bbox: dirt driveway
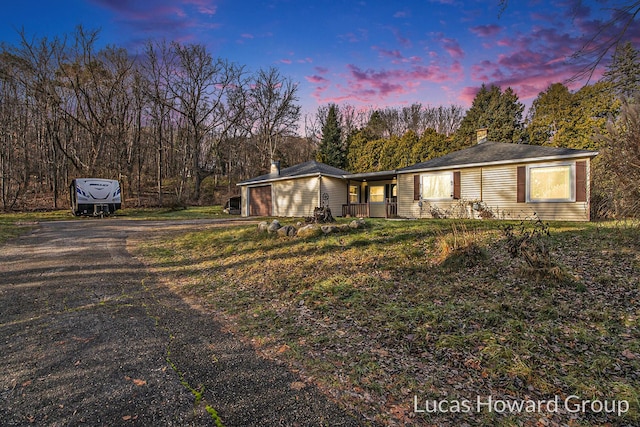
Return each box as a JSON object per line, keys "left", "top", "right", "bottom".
{"left": 0, "top": 219, "right": 361, "bottom": 426}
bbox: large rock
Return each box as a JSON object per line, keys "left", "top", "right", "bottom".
{"left": 349, "top": 218, "right": 366, "bottom": 229}
{"left": 337, "top": 224, "right": 351, "bottom": 232}
{"left": 297, "top": 224, "right": 321, "bottom": 238}
{"left": 277, "top": 225, "right": 297, "bottom": 237}
{"left": 257, "top": 221, "right": 269, "bottom": 232}
{"left": 321, "top": 225, "right": 339, "bottom": 234}
{"left": 267, "top": 220, "right": 282, "bottom": 233}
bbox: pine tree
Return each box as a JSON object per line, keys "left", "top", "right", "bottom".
{"left": 316, "top": 104, "right": 345, "bottom": 168}
{"left": 526, "top": 82, "right": 619, "bottom": 149}
{"left": 454, "top": 84, "right": 524, "bottom": 147}
{"left": 603, "top": 41, "right": 640, "bottom": 100}
{"left": 526, "top": 83, "right": 574, "bottom": 146}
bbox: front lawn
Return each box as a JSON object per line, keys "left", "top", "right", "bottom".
{"left": 135, "top": 218, "right": 640, "bottom": 426}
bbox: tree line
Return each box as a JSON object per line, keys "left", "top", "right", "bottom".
{"left": 0, "top": 27, "right": 307, "bottom": 209}
{"left": 315, "top": 41, "right": 640, "bottom": 218}
{"left": 1, "top": 25, "right": 638, "bottom": 217}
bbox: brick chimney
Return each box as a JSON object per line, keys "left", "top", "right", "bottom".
{"left": 476, "top": 128, "right": 488, "bottom": 144}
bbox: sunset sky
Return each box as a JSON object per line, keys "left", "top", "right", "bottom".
{"left": 2, "top": 0, "right": 639, "bottom": 118}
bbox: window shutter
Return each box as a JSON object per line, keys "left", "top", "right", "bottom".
{"left": 576, "top": 161, "right": 587, "bottom": 202}
{"left": 413, "top": 175, "right": 420, "bottom": 201}
{"left": 517, "top": 166, "right": 526, "bottom": 203}
{"left": 453, "top": 171, "right": 461, "bottom": 199}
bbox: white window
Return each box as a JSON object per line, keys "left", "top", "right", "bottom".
{"left": 528, "top": 164, "right": 574, "bottom": 202}
{"left": 349, "top": 185, "right": 359, "bottom": 203}
{"left": 369, "top": 185, "right": 385, "bottom": 203}
{"left": 421, "top": 172, "right": 453, "bottom": 200}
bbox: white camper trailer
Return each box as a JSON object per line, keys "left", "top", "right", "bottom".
{"left": 70, "top": 178, "right": 122, "bottom": 216}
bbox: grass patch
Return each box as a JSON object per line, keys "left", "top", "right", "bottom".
{"left": 135, "top": 218, "right": 640, "bottom": 426}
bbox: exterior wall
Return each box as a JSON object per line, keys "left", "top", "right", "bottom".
{"left": 271, "top": 177, "right": 320, "bottom": 217}
{"left": 397, "top": 159, "right": 592, "bottom": 221}
{"left": 240, "top": 185, "right": 249, "bottom": 217}
{"left": 320, "top": 176, "right": 348, "bottom": 217}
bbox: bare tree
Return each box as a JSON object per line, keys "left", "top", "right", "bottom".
{"left": 247, "top": 67, "right": 301, "bottom": 170}
{"left": 156, "top": 42, "right": 247, "bottom": 202}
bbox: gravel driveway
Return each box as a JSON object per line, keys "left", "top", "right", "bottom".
{"left": 0, "top": 219, "right": 362, "bottom": 426}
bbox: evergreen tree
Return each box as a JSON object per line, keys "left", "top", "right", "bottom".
{"left": 454, "top": 84, "right": 524, "bottom": 147}
{"left": 603, "top": 41, "right": 640, "bottom": 100}
{"left": 526, "top": 82, "right": 619, "bottom": 149}
{"left": 316, "top": 104, "right": 345, "bottom": 168}
{"left": 526, "top": 83, "right": 574, "bottom": 146}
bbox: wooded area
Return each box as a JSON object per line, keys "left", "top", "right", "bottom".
{"left": 0, "top": 26, "right": 639, "bottom": 217}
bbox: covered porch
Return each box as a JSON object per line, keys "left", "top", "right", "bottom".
{"left": 342, "top": 170, "right": 398, "bottom": 218}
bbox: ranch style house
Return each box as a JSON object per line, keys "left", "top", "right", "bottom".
{"left": 237, "top": 139, "right": 598, "bottom": 222}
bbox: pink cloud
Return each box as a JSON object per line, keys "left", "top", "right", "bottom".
{"left": 308, "top": 61, "right": 462, "bottom": 106}
{"left": 339, "top": 29, "right": 368, "bottom": 43}
{"left": 441, "top": 38, "right": 464, "bottom": 59}
{"left": 305, "top": 75, "right": 328, "bottom": 84}
{"left": 388, "top": 26, "right": 412, "bottom": 48}
{"left": 393, "top": 9, "right": 410, "bottom": 18}
{"left": 470, "top": 24, "right": 502, "bottom": 37}
{"left": 183, "top": 0, "right": 218, "bottom": 15}
{"left": 280, "top": 59, "right": 292, "bottom": 64}
{"left": 88, "top": 0, "right": 220, "bottom": 46}
{"left": 372, "top": 46, "right": 404, "bottom": 60}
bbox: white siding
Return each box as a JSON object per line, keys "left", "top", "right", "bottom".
{"left": 271, "top": 177, "right": 320, "bottom": 217}
{"left": 240, "top": 185, "right": 249, "bottom": 217}
{"left": 397, "top": 159, "right": 591, "bottom": 221}
{"left": 320, "top": 177, "right": 348, "bottom": 217}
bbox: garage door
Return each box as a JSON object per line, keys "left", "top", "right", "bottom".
{"left": 249, "top": 185, "right": 272, "bottom": 216}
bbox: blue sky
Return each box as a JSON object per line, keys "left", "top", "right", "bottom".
{"left": 2, "top": 0, "right": 638, "bottom": 118}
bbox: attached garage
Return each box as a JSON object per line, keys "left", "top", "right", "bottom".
{"left": 237, "top": 160, "right": 350, "bottom": 218}
{"left": 248, "top": 185, "right": 272, "bottom": 216}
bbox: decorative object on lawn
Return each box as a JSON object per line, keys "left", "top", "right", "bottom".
{"left": 310, "top": 206, "right": 335, "bottom": 223}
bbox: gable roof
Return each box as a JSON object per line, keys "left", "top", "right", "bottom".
{"left": 399, "top": 141, "right": 598, "bottom": 173}
{"left": 237, "top": 160, "right": 351, "bottom": 185}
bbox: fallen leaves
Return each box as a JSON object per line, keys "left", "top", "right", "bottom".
{"left": 124, "top": 376, "right": 147, "bottom": 386}
{"left": 138, "top": 220, "right": 640, "bottom": 426}
{"left": 290, "top": 381, "right": 306, "bottom": 390}
{"left": 622, "top": 349, "right": 636, "bottom": 360}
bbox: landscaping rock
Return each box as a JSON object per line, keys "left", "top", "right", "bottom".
{"left": 349, "top": 218, "right": 366, "bottom": 229}
{"left": 337, "top": 224, "right": 351, "bottom": 232}
{"left": 297, "top": 224, "right": 321, "bottom": 238}
{"left": 277, "top": 225, "right": 297, "bottom": 237}
{"left": 267, "top": 220, "right": 281, "bottom": 233}
{"left": 257, "top": 221, "right": 269, "bottom": 232}
{"left": 321, "top": 225, "right": 339, "bottom": 234}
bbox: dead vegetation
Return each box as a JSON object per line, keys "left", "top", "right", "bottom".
{"left": 136, "top": 219, "right": 640, "bottom": 426}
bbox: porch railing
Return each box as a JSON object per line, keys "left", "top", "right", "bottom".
{"left": 386, "top": 199, "right": 398, "bottom": 218}
{"left": 342, "top": 201, "right": 397, "bottom": 218}
{"left": 342, "top": 203, "right": 369, "bottom": 217}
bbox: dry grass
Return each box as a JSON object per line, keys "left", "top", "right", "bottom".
{"left": 135, "top": 218, "right": 640, "bottom": 426}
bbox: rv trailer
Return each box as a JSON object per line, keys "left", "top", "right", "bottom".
{"left": 70, "top": 178, "right": 122, "bottom": 216}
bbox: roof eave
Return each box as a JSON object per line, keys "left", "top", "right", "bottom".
{"left": 397, "top": 152, "right": 599, "bottom": 174}
{"left": 237, "top": 172, "right": 345, "bottom": 186}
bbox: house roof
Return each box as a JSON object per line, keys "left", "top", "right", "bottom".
{"left": 398, "top": 141, "right": 598, "bottom": 173}
{"left": 237, "top": 160, "right": 351, "bottom": 185}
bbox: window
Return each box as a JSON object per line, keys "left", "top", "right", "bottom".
{"left": 369, "top": 185, "right": 385, "bottom": 203}
{"left": 349, "top": 185, "right": 359, "bottom": 203}
{"left": 421, "top": 172, "right": 453, "bottom": 200}
{"left": 528, "top": 164, "right": 574, "bottom": 202}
